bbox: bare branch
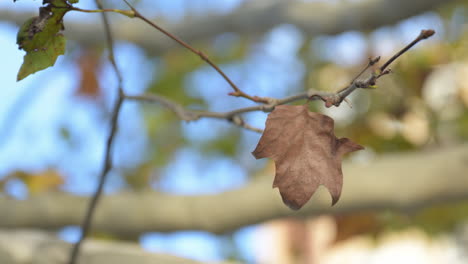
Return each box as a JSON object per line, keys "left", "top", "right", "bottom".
{"left": 124, "top": 94, "right": 264, "bottom": 132}
{"left": 379, "top": 29, "right": 435, "bottom": 72}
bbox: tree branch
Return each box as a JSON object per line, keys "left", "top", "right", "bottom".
{"left": 0, "top": 229, "right": 238, "bottom": 264}
{"left": 0, "top": 144, "right": 467, "bottom": 237}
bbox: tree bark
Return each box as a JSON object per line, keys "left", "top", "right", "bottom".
{"left": 2, "top": 0, "right": 455, "bottom": 54}
{"left": 1, "top": 144, "right": 467, "bottom": 237}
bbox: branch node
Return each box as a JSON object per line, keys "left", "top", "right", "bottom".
{"left": 376, "top": 68, "right": 392, "bottom": 80}
{"left": 261, "top": 104, "right": 276, "bottom": 112}
{"left": 354, "top": 80, "right": 365, "bottom": 88}
{"left": 264, "top": 97, "right": 279, "bottom": 105}
{"left": 197, "top": 51, "right": 209, "bottom": 62}
{"left": 321, "top": 94, "right": 342, "bottom": 108}
{"left": 369, "top": 56, "right": 381, "bottom": 66}
{"left": 229, "top": 115, "right": 244, "bottom": 126}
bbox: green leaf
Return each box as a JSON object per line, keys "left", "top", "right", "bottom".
{"left": 16, "top": 2, "right": 71, "bottom": 81}
{"left": 17, "top": 34, "right": 66, "bottom": 81}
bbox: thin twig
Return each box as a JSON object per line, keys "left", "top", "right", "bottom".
{"left": 48, "top": 2, "right": 136, "bottom": 17}
{"left": 121, "top": 0, "right": 266, "bottom": 103}
{"left": 68, "top": 1, "right": 125, "bottom": 263}
{"left": 125, "top": 90, "right": 340, "bottom": 133}
{"left": 379, "top": 29, "right": 435, "bottom": 72}
{"left": 229, "top": 115, "right": 264, "bottom": 133}
{"left": 348, "top": 56, "right": 380, "bottom": 85}
{"left": 124, "top": 94, "right": 265, "bottom": 133}
{"left": 326, "top": 29, "right": 435, "bottom": 107}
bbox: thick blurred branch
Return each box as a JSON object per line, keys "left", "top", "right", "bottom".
{"left": 0, "top": 229, "right": 238, "bottom": 264}
{"left": 2, "top": 0, "right": 453, "bottom": 54}
{"left": 1, "top": 144, "right": 467, "bottom": 237}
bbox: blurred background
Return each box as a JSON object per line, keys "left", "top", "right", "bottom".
{"left": 1, "top": 0, "right": 468, "bottom": 263}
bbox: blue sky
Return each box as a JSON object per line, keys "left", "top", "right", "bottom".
{"left": 0, "top": 0, "right": 444, "bottom": 263}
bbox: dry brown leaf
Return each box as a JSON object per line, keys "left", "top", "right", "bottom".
{"left": 252, "top": 104, "right": 363, "bottom": 210}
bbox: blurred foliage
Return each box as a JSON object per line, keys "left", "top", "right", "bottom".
{"left": 147, "top": 38, "right": 248, "bottom": 106}
{"left": 378, "top": 200, "right": 468, "bottom": 235}
{"left": 0, "top": 169, "right": 63, "bottom": 195}
{"left": 200, "top": 129, "right": 241, "bottom": 157}
{"left": 148, "top": 48, "right": 206, "bottom": 106}
{"left": 124, "top": 161, "right": 154, "bottom": 190}
{"left": 456, "top": 111, "right": 468, "bottom": 140}
{"left": 333, "top": 199, "right": 468, "bottom": 245}
{"left": 129, "top": 108, "right": 187, "bottom": 186}
{"left": 345, "top": 119, "right": 414, "bottom": 153}
{"left": 334, "top": 213, "right": 382, "bottom": 243}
